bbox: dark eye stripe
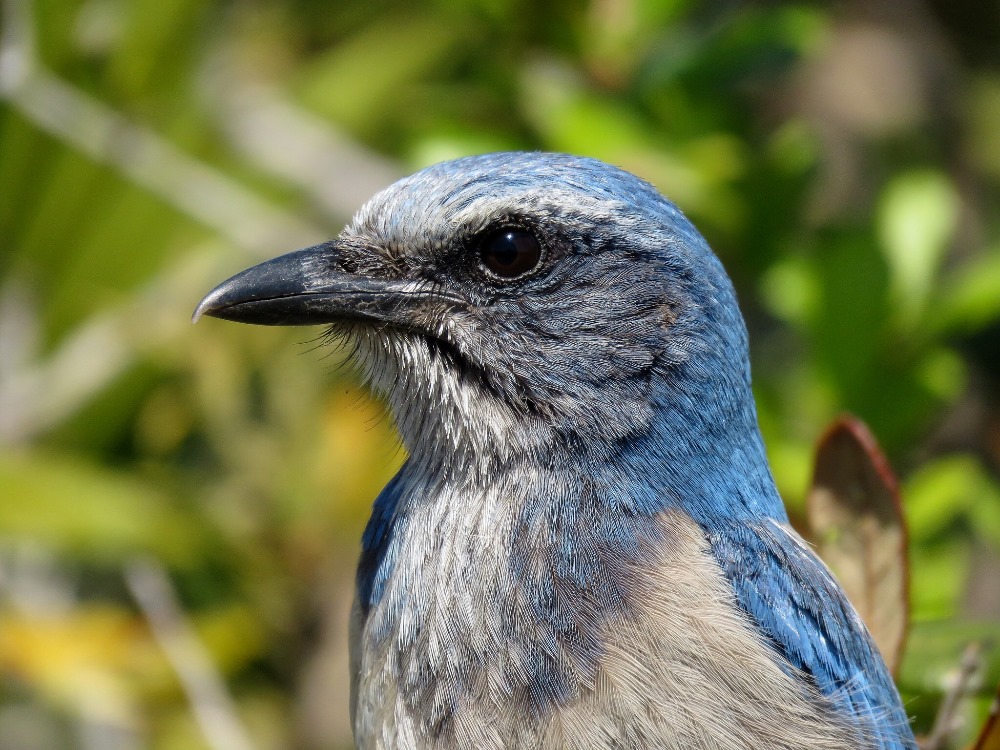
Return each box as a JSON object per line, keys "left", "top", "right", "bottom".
{"left": 480, "top": 228, "right": 543, "bottom": 279}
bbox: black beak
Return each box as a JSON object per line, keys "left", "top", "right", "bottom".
{"left": 193, "top": 242, "right": 456, "bottom": 328}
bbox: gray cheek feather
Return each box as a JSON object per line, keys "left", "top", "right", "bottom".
{"left": 351, "top": 505, "right": 867, "bottom": 750}
{"left": 345, "top": 319, "right": 553, "bottom": 480}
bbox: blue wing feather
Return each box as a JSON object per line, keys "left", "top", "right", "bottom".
{"left": 356, "top": 464, "right": 408, "bottom": 617}
{"left": 710, "top": 520, "right": 916, "bottom": 750}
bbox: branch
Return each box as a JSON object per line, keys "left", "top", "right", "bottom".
{"left": 126, "top": 559, "right": 257, "bottom": 750}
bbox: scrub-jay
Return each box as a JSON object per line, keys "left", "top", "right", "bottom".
{"left": 195, "top": 152, "right": 916, "bottom": 749}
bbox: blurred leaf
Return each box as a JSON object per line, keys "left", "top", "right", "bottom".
{"left": 193, "top": 603, "right": 265, "bottom": 674}
{"left": 0, "top": 451, "right": 205, "bottom": 566}
{"left": 878, "top": 170, "right": 958, "bottom": 328}
{"left": 916, "top": 348, "right": 967, "bottom": 403}
{"left": 935, "top": 247, "right": 1000, "bottom": 335}
{"left": 296, "top": 11, "right": 463, "bottom": 135}
{"left": 967, "top": 74, "right": 1000, "bottom": 181}
{"left": 760, "top": 254, "right": 819, "bottom": 327}
{"left": 906, "top": 456, "right": 1000, "bottom": 541}
{"left": 909, "top": 543, "right": 971, "bottom": 622}
{"left": 812, "top": 229, "right": 889, "bottom": 406}
{"left": 0, "top": 607, "right": 152, "bottom": 723}
{"left": 106, "top": 0, "right": 206, "bottom": 100}
{"left": 806, "top": 415, "right": 908, "bottom": 673}
{"left": 899, "top": 457, "right": 1000, "bottom": 620}
{"left": 898, "top": 623, "right": 1000, "bottom": 746}
{"left": 520, "top": 60, "right": 742, "bottom": 229}
{"left": 899, "top": 620, "right": 1000, "bottom": 696}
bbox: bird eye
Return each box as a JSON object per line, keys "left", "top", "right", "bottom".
{"left": 479, "top": 228, "right": 543, "bottom": 280}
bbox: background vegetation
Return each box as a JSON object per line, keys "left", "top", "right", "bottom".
{"left": 1, "top": 0, "right": 999, "bottom": 748}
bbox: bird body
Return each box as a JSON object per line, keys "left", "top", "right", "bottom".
{"left": 196, "top": 152, "right": 917, "bottom": 749}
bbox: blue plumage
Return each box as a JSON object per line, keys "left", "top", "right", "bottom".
{"left": 196, "top": 152, "right": 917, "bottom": 749}
{"left": 712, "top": 521, "right": 914, "bottom": 749}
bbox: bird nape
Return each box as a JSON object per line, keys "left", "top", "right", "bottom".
{"left": 195, "top": 152, "right": 917, "bottom": 750}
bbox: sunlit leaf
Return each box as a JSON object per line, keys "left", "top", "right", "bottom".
{"left": 0, "top": 452, "right": 206, "bottom": 566}
{"left": 906, "top": 456, "right": 1000, "bottom": 540}
{"left": 878, "top": 170, "right": 959, "bottom": 328}
{"left": 760, "top": 255, "right": 819, "bottom": 326}
{"left": 0, "top": 607, "right": 154, "bottom": 723}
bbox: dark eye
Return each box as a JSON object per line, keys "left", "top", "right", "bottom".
{"left": 479, "top": 228, "right": 543, "bottom": 279}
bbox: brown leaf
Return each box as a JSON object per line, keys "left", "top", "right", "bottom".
{"left": 806, "top": 415, "right": 910, "bottom": 675}
{"left": 970, "top": 683, "right": 1000, "bottom": 750}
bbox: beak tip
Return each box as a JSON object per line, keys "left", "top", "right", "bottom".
{"left": 192, "top": 286, "right": 226, "bottom": 324}
{"left": 193, "top": 243, "right": 350, "bottom": 327}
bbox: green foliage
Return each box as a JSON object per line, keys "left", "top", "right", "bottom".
{"left": 2, "top": 0, "right": 999, "bottom": 748}
{"left": 0, "top": 451, "right": 204, "bottom": 565}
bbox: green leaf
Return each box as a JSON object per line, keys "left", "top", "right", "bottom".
{"left": 899, "top": 620, "right": 1000, "bottom": 696}
{"left": 906, "top": 455, "right": 1000, "bottom": 539}
{"left": 878, "top": 170, "right": 958, "bottom": 328}
{"left": 934, "top": 247, "right": 1000, "bottom": 335}
{"left": 295, "top": 12, "right": 464, "bottom": 134}
{"left": 0, "top": 451, "right": 204, "bottom": 566}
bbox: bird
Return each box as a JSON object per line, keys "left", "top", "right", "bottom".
{"left": 194, "top": 152, "right": 917, "bottom": 750}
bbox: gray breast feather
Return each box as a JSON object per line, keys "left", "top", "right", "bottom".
{"left": 351, "top": 507, "right": 866, "bottom": 750}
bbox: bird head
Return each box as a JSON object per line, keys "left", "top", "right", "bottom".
{"left": 195, "top": 153, "right": 758, "bottom": 479}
